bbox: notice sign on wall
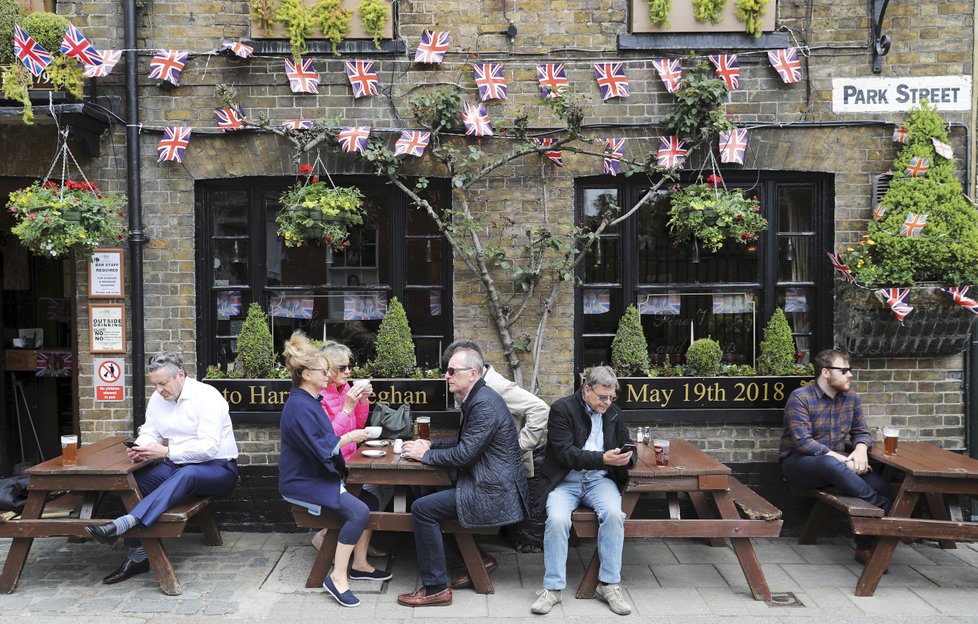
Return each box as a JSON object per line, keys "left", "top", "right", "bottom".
{"left": 94, "top": 357, "right": 126, "bottom": 401}
{"left": 90, "top": 304, "right": 126, "bottom": 353}
{"left": 88, "top": 248, "right": 125, "bottom": 298}
{"left": 832, "top": 75, "right": 972, "bottom": 113}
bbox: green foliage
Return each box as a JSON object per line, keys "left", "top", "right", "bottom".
{"left": 646, "top": 0, "right": 671, "bottom": 27}
{"left": 22, "top": 11, "right": 68, "bottom": 53}
{"left": 757, "top": 308, "right": 797, "bottom": 375}
{"left": 249, "top": 0, "right": 276, "bottom": 32}
{"left": 686, "top": 338, "right": 722, "bottom": 376}
{"left": 0, "top": 0, "right": 22, "bottom": 66}
{"left": 2, "top": 64, "right": 32, "bottom": 124}
{"left": 409, "top": 88, "right": 463, "bottom": 135}
{"left": 314, "top": 0, "right": 353, "bottom": 55}
{"left": 236, "top": 303, "right": 275, "bottom": 378}
{"left": 692, "top": 0, "right": 727, "bottom": 23}
{"left": 358, "top": 0, "right": 389, "bottom": 48}
{"left": 370, "top": 297, "right": 417, "bottom": 377}
{"left": 611, "top": 305, "right": 650, "bottom": 376}
{"left": 276, "top": 178, "right": 365, "bottom": 249}
{"left": 275, "top": 0, "right": 317, "bottom": 59}
{"left": 734, "top": 0, "right": 769, "bottom": 37}
{"left": 667, "top": 175, "right": 766, "bottom": 251}
{"left": 665, "top": 63, "right": 733, "bottom": 144}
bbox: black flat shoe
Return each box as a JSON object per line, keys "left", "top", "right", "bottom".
{"left": 86, "top": 522, "right": 118, "bottom": 545}
{"left": 103, "top": 558, "right": 150, "bottom": 584}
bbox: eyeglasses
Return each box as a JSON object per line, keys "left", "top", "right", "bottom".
{"left": 445, "top": 366, "right": 473, "bottom": 377}
{"left": 825, "top": 366, "right": 853, "bottom": 375}
{"left": 586, "top": 386, "right": 617, "bottom": 402}
{"left": 306, "top": 368, "right": 328, "bottom": 375}
{"left": 333, "top": 364, "right": 352, "bottom": 372}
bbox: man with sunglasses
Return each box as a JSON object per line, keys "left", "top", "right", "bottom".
{"left": 779, "top": 348, "right": 890, "bottom": 565}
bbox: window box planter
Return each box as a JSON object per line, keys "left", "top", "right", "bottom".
{"left": 629, "top": 0, "right": 776, "bottom": 34}
{"left": 249, "top": 0, "right": 394, "bottom": 43}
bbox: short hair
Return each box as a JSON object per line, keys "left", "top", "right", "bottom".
{"left": 584, "top": 365, "right": 619, "bottom": 390}
{"left": 443, "top": 340, "right": 484, "bottom": 369}
{"left": 320, "top": 341, "right": 353, "bottom": 375}
{"left": 282, "top": 331, "right": 325, "bottom": 387}
{"left": 814, "top": 349, "right": 849, "bottom": 377}
{"left": 147, "top": 352, "right": 184, "bottom": 378}
{"left": 449, "top": 346, "right": 484, "bottom": 374}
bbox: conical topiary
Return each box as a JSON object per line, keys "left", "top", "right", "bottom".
{"left": 757, "top": 307, "right": 796, "bottom": 375}
{"left": 370, "top": 297, "right": 416, "bottom": 377}
{"left": 236, "top": 303, "right": 275, "bottom": 378}
{"left": 686, "top": 337, "right": 722, "bottom": 376}
{"left": 611, "top": 305, "right": 650, "bottom": 376}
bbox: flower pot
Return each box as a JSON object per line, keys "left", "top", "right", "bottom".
{"left": 62, "top": 209, "right": 82, "bottom": 223}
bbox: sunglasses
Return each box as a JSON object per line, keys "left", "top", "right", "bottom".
{"left": 445, "top": 366, "right": 473, "bottom": 377}
{"left": 333, "top": 364, "right": 352, "bottom": 372}
{"left": 825, "top": 366, "right": 853, "bottom": 375}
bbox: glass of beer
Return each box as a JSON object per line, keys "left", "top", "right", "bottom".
{"left": 416, "top": 416, "right": 431, "bottom": 440}
{"left": 882, "top": 427, "right": 899, "bottom": 455}
{"left": 61, "top": 435, "right": 78, "bottom": 466}
{"left": 653, "top": 439, "right": 670, "bottom": 466}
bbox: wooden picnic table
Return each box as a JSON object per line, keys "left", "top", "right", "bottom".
{"left": 573, "top": 439, "right": 783, "bottom": 602}
{"left": 0, "top": 436, "right": 222, "bottom": 596}
{"left": 853, "top": 441, "right": 978, "bottom": 596}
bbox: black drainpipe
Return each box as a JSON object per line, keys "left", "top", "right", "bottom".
{"left": 123, "top": 0, "right": 146, "bottom": 432}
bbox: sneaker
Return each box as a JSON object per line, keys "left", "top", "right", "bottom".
{"left": 349, "top": 567, "right": 393, "bottom": 581}
{"left": 595, "top": 583, "right": 631, "bottom": 615}
{"left": 530, "top": 589, "right": 561, "bottom": 614}
{"left": 323, "top": 576, "right": 361, "bottom": 608}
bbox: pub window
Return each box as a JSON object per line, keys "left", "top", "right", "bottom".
{"left": 576, "top": 172, "right": 832, "bottom": 373}
{"left": 196, "top": 176, "right": 452, "bottom": 372}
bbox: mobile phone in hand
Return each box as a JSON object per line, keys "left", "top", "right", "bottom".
{"left": 619, "top": 443, "right": 637, "bottom": 455}
{"left": 123, "top": 439, "right": 139, "bottom": 448}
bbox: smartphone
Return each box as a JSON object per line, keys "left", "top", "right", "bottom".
{"left": 123, "top": 439, "right": 139, "bottom": 448}
{"left": 619, "top": 444, "right": 637, "bottom": 455}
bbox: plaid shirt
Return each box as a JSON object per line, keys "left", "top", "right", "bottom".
{"left": 778, "top": 382, "right": 873, "bottom": 460}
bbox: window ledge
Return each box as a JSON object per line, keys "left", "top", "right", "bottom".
{"left": 246, "top": 38, "right": 406, "bottom": 56}
{"left": 618, "top": 31, "right": 790, "bottom": 51}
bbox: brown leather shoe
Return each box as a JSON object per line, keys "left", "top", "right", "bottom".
{"left": 854, "top": 547, "right": 888, "bottom": 573}
{"left": 450, "top": 554, "right": 498, "bottom": 589}
{"left": 397, "top": 587, "right": 453, "bottom": 607}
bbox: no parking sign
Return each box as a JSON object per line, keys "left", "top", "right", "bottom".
{"left": 94, "top": 357, "right": 126, "bottom": 401}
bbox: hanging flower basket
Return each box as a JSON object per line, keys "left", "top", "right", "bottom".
{"left": 666, "top": 175, "right": 767, "bottom": 252}
{"left": 6, "top": 181, "right": 128, "bottom": 258}
{"left": 276, "top": 174, "right": 365, "bottom": 250}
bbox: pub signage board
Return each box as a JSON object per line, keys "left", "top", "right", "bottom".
{"left": 617, "top": 376, "right": 812, "bottom": 411}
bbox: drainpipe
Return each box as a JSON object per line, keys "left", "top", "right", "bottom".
{"left": 969, "top": 12, "right": 978, "bottom": 520}
{"left": 123, "top": 0, "right": 146, "bottom": 432}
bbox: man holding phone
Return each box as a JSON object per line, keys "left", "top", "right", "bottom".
{"left": 530, "top": 366, "right": 635, "bottom": 616}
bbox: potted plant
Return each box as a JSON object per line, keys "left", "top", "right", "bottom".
{"left": 275, "top": 166, "right": 366, "bottom": 250}
{"left": 6, "top": 180, "right": 127, "bottom": 258}
{"left": 756, "top": 307, "right": 799, "bottom": 376}
{"left": 610, "top": 304, "right": 651, "bottom": 377}
{"left": 666, "top": 174, "right": 767, "bottom": 253}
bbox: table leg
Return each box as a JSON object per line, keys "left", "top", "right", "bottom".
{"left": 575, "top": 493, "right": 639, "bottom": 600}
{"left": 855, "top": 482, "right": 920, "bottom": 597}
{"left": 713, "top": 490, "right": 771, "bottom": 602}
{"left": 0, "top": 490, "right": 46, "bottom": 593}
{"left": 142, "top": 538, "right": 182, "bottom": 595}
{"left": 306, "top": 531, "right": 338, "bottom": 588}
{"left": 689, "top": 491, "right": 726, "bottom": 547}
{"left": 924, "top": 492, "right": 958, "bottom": 550}
{"left": 456, "top": 533, "right": 493, "bottom": 594}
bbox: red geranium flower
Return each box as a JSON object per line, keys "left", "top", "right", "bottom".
{"left": 299, "top": 164, "right": 314, "bottom": 174}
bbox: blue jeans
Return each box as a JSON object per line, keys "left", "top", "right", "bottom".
{"left": 543, "top": 474, "right": 625, "bottom": 590}
{"left": 410, "top": 488, "right": 458, "bottom": 587}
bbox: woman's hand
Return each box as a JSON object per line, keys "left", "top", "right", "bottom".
{"left": 345, "top": 429, "right": 371, "bottom": 445}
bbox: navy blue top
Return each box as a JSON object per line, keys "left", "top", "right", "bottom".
{"left": 278, "top": 387, "right": 347, "bottom": 509}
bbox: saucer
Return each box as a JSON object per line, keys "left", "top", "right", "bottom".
{"left": 364, "top": 440, "right": 388, "bottom": 447}
{"left": 362, "top": 449, "right": 387, "bottom": 458}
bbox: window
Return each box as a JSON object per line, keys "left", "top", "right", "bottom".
{"left": 196, "top": 177, "right": 452, "bottom": 371}
{"left": 576, "top": 172, "right": 833, "bottom": 373}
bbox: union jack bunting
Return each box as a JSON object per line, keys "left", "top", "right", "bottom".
{"left": 826, "top": 251, "right": 855, "bottom": 283}
{"left": 904, "top": 156, "right": 930, "bottom": 177}
{"left": 535, "top": 63, "right": 568, "bottom": 98}
{"left": 594, "top": 63, "right": 629, "bottom": 100}
{"left": 533, "top": 138, "right": 563, "bottom": 166}
{"left": 472, "top": 63, "right": 508, "bottom": 101}
{"left": 157, "top": 126, "right": 191, "bottom": 163}
{"left": 61, "top": 24, "right": 103, "bottom": 67}
{"left": 284, "top": 57, "right": 319, "bottom": 94}
{"left": 899, "top": 212, "right": 927, "bottom": 238}
{"left": 462, "top": 101, "right": 493, "bottom": 137}
{"left": 719, "top": 128, "right": 748, "bottom": 165}
{"left": 767, "top": 48, "right": 801, "bottom": 84}
{"left": 414, "top": 29, "right": 450, "bottom": 64}
{"left": 338, "top": 126, "right": 371, "bottom": 154}
{"left": 148, "top": 49, "right": 188, "bottom": 86}
{"left": 932, "top": 138, "right": 953, "bottom": 159}
{"left": 345, "top": 60, "right": 378, "bottom": 98}
{"left": 892, "top": 125, "right": 908, "bottom": 143}
{"left": 13, "top": 24, "right": 52, "bottom": 77}
{"left": 942, "top": 286, "right": 978, "bottom": 315}
{"left": 83, "top": 49, "right": 121, "bottom": 77}
{"left": 873, "top": 204, "right": 888, "bottom": 221}
{"left": 878, "top": 287, "right": 913, "bottom": 322}
{"left": 656, "top": 136, "right": 687, "bottom": 169}
{"left": 280, "top": 119, "right": 314, "bottom": 130}
{"left": 223, "top": 40, "right": 254, "bottom": 59}
{"left": 603, "top": 138, "right": 625, "bottom": 176}
{"left": 651, "top": 58, "right": 682, "bottom": 93}
{"left": 214, "top": 105, "right": 245, "bottom": 131}
{"left": 395, "top": 130, "right": 430, "bottom": 157}
{"left": 709, "top": 54, "right": 740, "bottom": 90}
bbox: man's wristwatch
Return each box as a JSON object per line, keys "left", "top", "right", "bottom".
{"left": 165, "top": 445, "right": 170, "bottom": 460}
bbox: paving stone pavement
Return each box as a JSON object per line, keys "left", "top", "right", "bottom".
{"left": 2, "top": 533, "right": 978, "bottom": 623}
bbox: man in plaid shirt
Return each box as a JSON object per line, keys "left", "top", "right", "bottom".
{"left": 779, "top": 349, "right": 890, "bottom": 565}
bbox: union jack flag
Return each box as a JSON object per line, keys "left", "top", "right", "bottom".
{"left": 873, "top": 204, "right": 888, "bottom": 221}
{"left": 157, "top": 126, "right": 191, "bottom": 163}
{"left": 345, "top": 60, "right": 378, "bottom": 98}
{"left": 536, "top": 63, "right": 569, "bottom": 98}
{"left": 709, "top": 54, "right": 740, "bottom": 90}
{"left": 472, "top": 63, "right": 508, "bottom": 101}
{"left": 395, "top": 130, "right": 430, "bottom": 157}
{"left": 285, "top": 57, "right": 319, "bottom": 94}
{"left": 533, "top": 138, "right": 563, "bottom": 166}
{"left": 878, "top": 287, "right": 913, "bottom": 322}
{"left": 214, "top": 105, "right": 245, "bottom": 131}
{"left": 652, "top": 58, "right": 682, "bottom": 93}
{"left": 656, "top": 136, "right": 687, "bottom": 168}
{"left": 892, "top": 125, "right": 908, "bottom": 143}
{"left": 414, "top": 29, "right": 450, "bottom": 64}
{"left": 899, "top": 212, "right": 927, "bottom": 238}
{"left": 462, "top": 101, "right": 493, "bottom": 137}
{"left": 719, "top": 128, "right": 748, "bottom": 165}
{"left": 148, "top": 49, "right": 188, "bottom": 86}
{"left": 594, "top": 63, "right": 629, "bottom": 100}
{"left": 337, "top": 126, "right": 371, "bottom": 153}
{"left": 767, "top": 48, "right": 801, "bottom": 84}
{"left": 223, "top": 40, "right": 254, "bottom": 59}
{"left": 35, "top": 351, "right": 72, "bottom": 378}
{"left": 904, "top": 156, "right": 930, "bottom": 177}
{"left": 280, "top": 119, "right": 314, "bottom": 130}
{"left": 826, "top": 251, "right": 855, "bottom": 283}
{"left": 83, "top": 49, "right": 121, "bottom": 77}
{"left": 604, "top": 138, "right": 625, "bottom": 176}
{"left": 13, "top": 24, "right": 52, "bottom": 77}
{"left": 942, "top": 286, "right": 978, "bottom": 315}
{"left": 61, "top": 23, "right": 103, "bottom": 67}
{"left": 932, "top": 138, "right": 953, "bottom": 159}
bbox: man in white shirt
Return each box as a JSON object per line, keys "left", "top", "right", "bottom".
{"left": 86, "top": 352, "right": 239, "bottom": 584}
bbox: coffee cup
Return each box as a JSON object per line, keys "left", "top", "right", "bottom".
{"left": 364, "top": 426, "right": 382, "bottom": 439}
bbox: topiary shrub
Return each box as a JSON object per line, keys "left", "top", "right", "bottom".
{"left": 686, "top": 338, "right": 722, "bottom": 376}
{"left": 236, "top": 303, "right": 275, "bottom": 378}
{"left": 610, "top": 305, "right": 650, "bottom": 377}
{"left": 370, "top": 297, "right": 416, "bottom": 377}
{"left": 757, "top": 307, "right": 797, "bottom": 375}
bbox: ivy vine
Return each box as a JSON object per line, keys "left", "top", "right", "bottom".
{"left": 692, "top": 0, "right": 727, "bottom": 24}
{"left": 735, "top": 0, "right": 769, "bottom": 37}
{"left": 646, "top": 0, "right": 671, "bottom": 28}
{"left": 358, "top": 0, "right": 389, "bottom": 49}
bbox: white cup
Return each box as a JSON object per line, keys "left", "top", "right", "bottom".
{"left": 364, "top": 426, "right": 382, "bottom": 439}
{"left": 392, "top": 438, "right": 403, "bottom": 454}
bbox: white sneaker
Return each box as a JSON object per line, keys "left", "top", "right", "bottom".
{"left": 595, "top": 583, "right": 632, "bottom": 615}
{"left": 530, "top": 588, "right": 561, "bottom": 614}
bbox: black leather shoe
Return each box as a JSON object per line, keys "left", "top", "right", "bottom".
{"left": 103, "top": 558, "right": 150, "bottom": 584}
{"left": 86, "top": 522, "right": 118, "bottom": 545}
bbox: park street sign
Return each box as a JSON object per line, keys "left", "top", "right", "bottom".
{"left": 832, "top": 75, "right": 971, "bottom": 113}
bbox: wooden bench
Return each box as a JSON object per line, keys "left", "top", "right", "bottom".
{"left": 796, "top": 488, "right": 884, "bottom": 545}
